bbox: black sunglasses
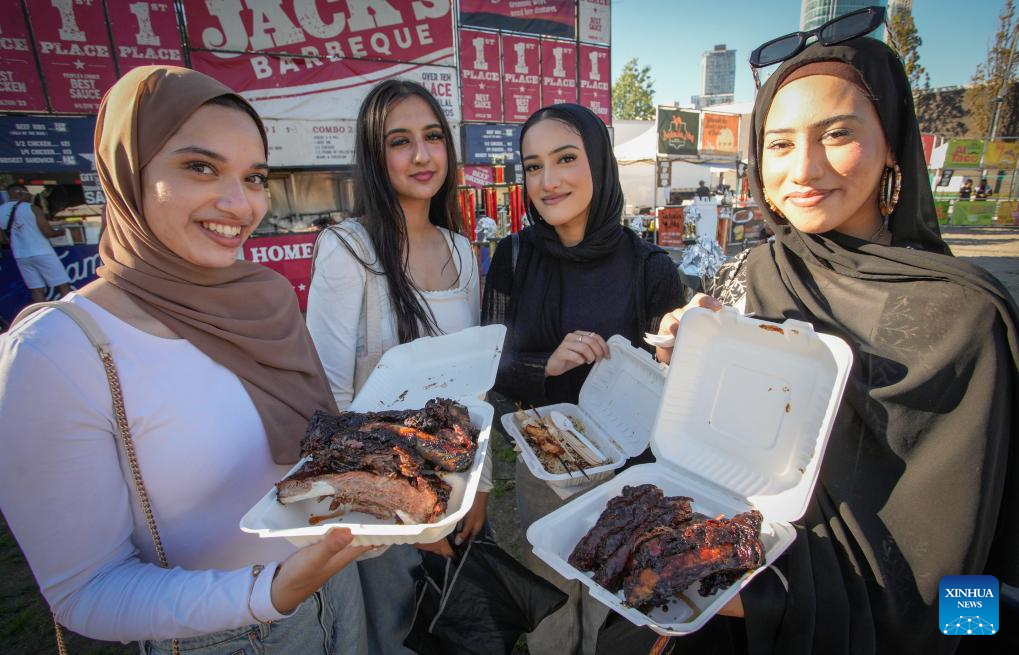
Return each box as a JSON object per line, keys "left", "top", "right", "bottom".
{"left": 749, "top": 6, "right": 886, "bottom": 89}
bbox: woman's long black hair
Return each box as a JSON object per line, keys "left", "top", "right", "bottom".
{"left": 352, "top": 80, "right": 464, "bottom": 343}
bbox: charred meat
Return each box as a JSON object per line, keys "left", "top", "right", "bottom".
{"left": 277, "top": 399, "right": 476, "bottom": 524}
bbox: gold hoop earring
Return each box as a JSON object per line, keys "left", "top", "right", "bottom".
{"left": 879, "top": 162, "right": 902, "bottom": 218}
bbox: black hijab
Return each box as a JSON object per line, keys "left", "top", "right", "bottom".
{"left": 741, "top": 38, "right": 1019, "bottom": 654}
{"left": 511, "top": 104, "right": 629, "bottom": 349}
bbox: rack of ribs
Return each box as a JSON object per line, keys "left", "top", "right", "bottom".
{"left": 276, "top": 398, "right": 476, "bottom": 524}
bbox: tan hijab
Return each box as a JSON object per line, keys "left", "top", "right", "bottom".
{"left": 94, "top": 65, "right": 337, "bottom": 464}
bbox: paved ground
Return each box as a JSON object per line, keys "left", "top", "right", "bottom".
{"left": 1, "top": 225, "right": 1016, "bottom": 654}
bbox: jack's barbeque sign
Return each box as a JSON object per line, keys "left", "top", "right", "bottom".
{"left": 184, "top": 0, "right": 458, "bottom": 120}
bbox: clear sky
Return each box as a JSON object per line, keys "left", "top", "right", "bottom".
{"left": 610, "top": 0, "right": 1005, "bottom": 107}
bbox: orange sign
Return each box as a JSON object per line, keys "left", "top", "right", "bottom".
{"left": 700, "top": 112, "right": 740, "bottom": 155}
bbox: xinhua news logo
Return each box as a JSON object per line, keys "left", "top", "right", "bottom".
{"left": 939, "top": 575, "right": 999, "bottom": 636}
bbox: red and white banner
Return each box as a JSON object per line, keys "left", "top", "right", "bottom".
{"left": 107, "top": 0, "right": 185, "bottom": 72}
{"left": 501, "top": 34, "right": 541, "bottom": 123}
{"left": 541, "top": 39, "right": 577, "bottom": 106}
{"left": 242, "top": 233, "right": 318, "bottom": 311}
{"left": 460, "top": 0, "right": 575, "bottom": 39}
{"left": 0, "top": 8, "right": 47, "bottom": 111}
{"left": 578, "top": 44, "right": 610, "bottom": 125}
{"left": 462, "top": 164, "right": 494, "bottom": 188}
{"left": 579, "top": 0, "right": 610, "bottom": 44}
{"left": 183, "top": 0, "right": 457, "bottom": 120}
{"left": 459, "top": 29, "right": 501, "bottom": 122}
{"left": 26, "top": 0, "right": 118, "bottom": 113}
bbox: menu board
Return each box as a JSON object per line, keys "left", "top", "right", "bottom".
{"left": 0, "top": 116, "right": 97, "bottom": 172}
{"left": 463, "top": 124, "right": 522, "bottom": 164}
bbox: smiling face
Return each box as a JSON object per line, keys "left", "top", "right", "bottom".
{"left": 140, "top": 103, "right": 268, "bottom": 268}
{"left": 383, "top": 95, "right": 448, "bottom": 207}
{"left": 521, "top": 118, "right": 594, "bottom": 241}
{"left": 761, "top": 74, "right": 893, "bottom": 239}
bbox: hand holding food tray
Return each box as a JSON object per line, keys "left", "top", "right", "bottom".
{"left": 525, "top": 309, "right": 853, "bottom": 634}
{"left": 240, "top": 325, "right": 506, "bottom": 548}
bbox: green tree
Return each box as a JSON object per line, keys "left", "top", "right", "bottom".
{"left": 964, "top": 0, "right": 1019, "bottom": 137}
{"left": 886, "top": 11, "right": 929, "bottom": 95}
{"left": 612, "top": 58, "right": 655, "bottom": 120}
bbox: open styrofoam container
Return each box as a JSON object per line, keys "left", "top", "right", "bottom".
{"left": 527, "top": 308, "right": 853, "bottom": 635}
{"left": 500, "top": 335, "right": 666, "bottom": 488}
{"left": 240, "top": 324, "right": 506, "bottom": 548}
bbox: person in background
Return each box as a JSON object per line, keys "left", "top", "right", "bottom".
{"left": 975, "top": 177, "right": 991, "bottom": 199}
{"left": 657, "top": 36, "right": 1018, "bottom": 655}
{"left": 0, "top": 184, "right": 73, "bottom": 302}
{"left": 306, "top": 79, "right": 489, "bottom": 655}
{"left": 958, "top": 178, "right": 973, "bottom": 200}
{"left": 482, "top": 103, "right": 683, "bottom": 655}
{"left": 0, "top": 66, "right": 368, "bottom": 655}
{"left": 695, "top": 179, "right": 712, "bottom": 199}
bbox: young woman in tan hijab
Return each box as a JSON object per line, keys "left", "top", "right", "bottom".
{"left": 0, "top": 66, "right": 369, "bottom": 654}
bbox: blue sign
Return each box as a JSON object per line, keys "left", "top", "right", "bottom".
{"left": 939, "top": 575, "right": 999, "bottom": 636}
{"left": 1, "top": 244, "right": 100, "bottom": 325}
{"left": 0, "top": 116, "right": 97, "bottom": 173}
{"left": 463, "top": 124, "right": 522, "bottom": 165}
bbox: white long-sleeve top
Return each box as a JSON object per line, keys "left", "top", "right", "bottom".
{"left": 306, "top": 222, "right": 493, "bottom": 492}
{"left": 0, "top": 294, "right": 297, "bottom": 642}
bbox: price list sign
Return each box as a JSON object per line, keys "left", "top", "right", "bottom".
{"left": 0, "top": 116, "right": 97, "bottom": 172}
{"left": 463, "top": 124, "right": 522, "bottom": 165}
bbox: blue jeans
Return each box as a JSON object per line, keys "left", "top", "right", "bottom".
{"left": 141, "top": 566, "right": 367, "bottom": 655}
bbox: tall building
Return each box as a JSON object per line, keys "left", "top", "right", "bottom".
{"left": 694, "top": 44, "right": 735, "bottom": 109}
{"left": 800, "top": 0, "right": 888, "bottom": 41}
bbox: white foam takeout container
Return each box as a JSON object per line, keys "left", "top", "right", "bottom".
{"left": 240, "top": 324, "right": 507, "bottom": 548}
{"left": 500, "top": 335, "right": 666, "bottom": 488}
{"left": 526, "top": 308, "right": 853, "bottom": 635}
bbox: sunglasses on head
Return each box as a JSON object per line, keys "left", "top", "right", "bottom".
{"left": 749, "top": 6, "right": 886, "bottom": 89}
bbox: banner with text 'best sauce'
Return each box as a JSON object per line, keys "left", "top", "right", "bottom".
{"left": 0, "top": 8, "right": 47, "bottom": 112}
{"left": 26, "top": 0, "right": 118, "bottom": 113}
{"left": 460, "top": 29, "right": 502, "bottom": 122}
{"left": 540, "top": 38, "right": 577, "bottom": 106}
{"left": 578, "top": 43, "right": 610, "bottom": 125}
{"left": 182, "top": 0, "right": 457, "bottom": 121}
{"left": 501, "top": 34, "right": 541, "bottom": 123}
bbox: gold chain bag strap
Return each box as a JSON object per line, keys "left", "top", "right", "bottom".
{"left": 12, "top": 301, "right": 180, "bottom": 655}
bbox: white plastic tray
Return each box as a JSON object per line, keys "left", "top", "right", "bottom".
{"left": 527, "top": 309, "right": 852, "bottom": 633}
{"left": 240, "top": 325, "right": 506, "bottom": 547}
{"left": 500, "top": 336, "right": 665, "bottom": 488}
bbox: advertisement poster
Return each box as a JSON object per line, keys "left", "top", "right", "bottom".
{"left": 501, "top": 34, "right": 541, "bottom": 123}
{"left": 460, "top": 0, "right": 575, "bottom": 39}
{"left": 241, "top": 234, "right": 318, "bottom": 310}
{"left": 541, "top": 39, "right": 577, "bottom": 106}
{"left": 463, "top": 124, "right": 522, "bottom": 164}
{"left": 1, "top": 244, "right": 100, "bottom": 325}
{"left": 183, "top": 0, "right": 456, "bottom": 120}
{"left": 657, "top": 206, "right": 685, "bottom": 247}
{"left": 579, "top": 0, "right": 610, "bottom": 44}
{"left": 944, "top": 139, "right": 983, "bottom": 169}
{"left": 0, "top": 9, "right": 47, "bottom": 111}
{"left": 0, "top": 115, "right": 97, "bottom": 173}
{"left": 107, "top": 0, "right": 185, "bottom": 72}
{"left": 578, "top": 44, "right": 610, "bottom": 125}
{"left": 462, "top": 164, "right": 494, "bottom": 188}
{"left": 658, "top": 108, "right": 700, "bottom": 157}
{"left": 699, "top": 112, "right": 739, "bottom": 155}
{"left": 460, "top": 29, "right": 502, "bottom": 122}
{"left": 25, "top": 0, "right": 118, "bottom": 113}
{"left": 263, "top": 119, "right": 357, "bottom": 167}
{"left": 985, "top": 140, "right": 1019, "bottom": 168}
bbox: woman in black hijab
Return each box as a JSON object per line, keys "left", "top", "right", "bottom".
{"left": 482, "top": 103, "right": 682, "bottom": 654}
{"left": 657, "top": 37, "right": 1019, "bottom": 654}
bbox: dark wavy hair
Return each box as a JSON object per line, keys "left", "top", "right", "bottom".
{"left": 352, "top": 80, "right": 463, "bottom": 343}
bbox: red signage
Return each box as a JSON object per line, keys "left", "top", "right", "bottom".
{"left": 26, "top": 0, "right": 118, "bottom": 114}
{"left": 0, "top": 8, "right": 47, "bottom": 111}
{"left": 657, "top": 207, "right": 685, "bottom": 248}
{"left": 460, "top": 29, "right": 501, "bottom": 122}
{"left": 501, "top": 34, "right": 541, "bottom": 123}
{"left": 460, "top": 0, "right": 575, "bottom": 39}
{"left": 182, "top": 0, "right": 455, "bottom": 120}
{"left": 579, "top": 44, "right": 610, "bottom": 125}
{"left": 921, "top": 133, "right": 936, "bottom": 165}
{"left": 541, "top": 39, "right": 577, "bottom": 106}
{"left": 242, "top": 233, "right": 318, "bottom": 310}
{"left": 462, "top": 164, "right": 494, "bottom": 188}
{"left": 107, "top": 0, "right": 185, "bottom": 72}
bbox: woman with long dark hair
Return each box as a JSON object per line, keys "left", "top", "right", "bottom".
{"left": 656, "top": 26, "right": 1019, "bottom": 655}
{"left": 481, "top": 103, "right": 683, "bottom": 655}
{"left": 306, "top": 79, "right": 489, "bottom": 654}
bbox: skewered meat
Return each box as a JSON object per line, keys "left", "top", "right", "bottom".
{"left": 277, "top": 399, "right": 476, "bottom": 524}
{"left": 623, "top": 510, "right": 765, "bottom": 610}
